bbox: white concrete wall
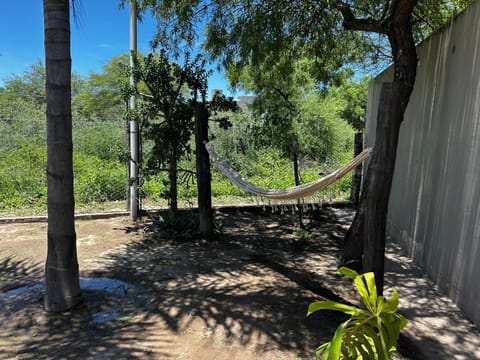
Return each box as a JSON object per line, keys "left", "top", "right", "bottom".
{"left": 366, "top": 1, "right": 480, "bottom": 327}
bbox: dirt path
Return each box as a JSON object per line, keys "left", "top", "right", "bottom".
{"left": 1, "top": 206, "right": 479, "bottom": 359}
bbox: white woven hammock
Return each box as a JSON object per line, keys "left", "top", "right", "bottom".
{"left": 205, "top": 142, "right": 373, "bottom": 200}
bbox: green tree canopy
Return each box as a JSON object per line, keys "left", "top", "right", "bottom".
{"left": 127, "top": 0, "right": 469, "bottom": 82}
{"left": 73, "top": 53, "right": 130, "bottom": 121}
{"left": 126, "top": 50, "right": 210, "bottom": 212}
{"left": 0, "top": 61, "right": 47, "bottom": 121}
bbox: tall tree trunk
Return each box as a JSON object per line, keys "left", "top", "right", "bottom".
{"left": 195, "top": 104, "right": 213, "bottom": 237}
{"left": 340, "top": 83, "right": 402, "bottom": 287}
{"left": 43, "top": 0, "right": 81, "bottom": 311}
{"left": 340, "top": 18, "right": 418, "bottom": 295}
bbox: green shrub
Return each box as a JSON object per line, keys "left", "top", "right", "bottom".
{"left": 211, "top": 173, "right": 245, "bottom": 197}
{"left": 0, "top": 142, "right": 47, "bottom": 210}
{"left": 148, "top": 212, "right": 200, "bottom": 240}
{"left": 147, "top": 211, "right": 225, "bottom": 240}
{"left": 73, "top": 121, "right": 126, "bottom": 162}
{"left": 73, "top": 152, "right": 125, "bottom": 203}
{"left": 308, "top": 267, "right": 407, "bottom": 359}
{"left": 142, "top": 175, "right": 164, "bottom": 202}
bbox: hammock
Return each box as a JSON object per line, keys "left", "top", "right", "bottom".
{"left": 205, "top": 142, "right": 373, "bottom": 200}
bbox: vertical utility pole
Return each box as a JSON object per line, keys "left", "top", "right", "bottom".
{"left": 129, "top": 0, "right": 138, "bottom": 221}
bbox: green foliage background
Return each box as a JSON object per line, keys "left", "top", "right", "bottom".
{"left": 0, "top": 57, "right": 365, "bottom": 216}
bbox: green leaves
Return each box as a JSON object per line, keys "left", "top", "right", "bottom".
{"left": 127, "top": 50, "right": 215, "bottom": 212}
{"left": 308, "top": 267, "right": 408, "bottom": 359}
{"left": 307, "top": 301, "right": 364, "bottom": 317}
{"left": 337, "top": 266, "right": 359, "bottom": 280}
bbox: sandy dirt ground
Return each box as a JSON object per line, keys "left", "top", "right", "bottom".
{"left": 0, "top": 206, "right": 479, "bottom": 359}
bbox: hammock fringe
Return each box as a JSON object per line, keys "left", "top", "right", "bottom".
{"left": 205, "top": 142, "right": 373, "bottom": 201}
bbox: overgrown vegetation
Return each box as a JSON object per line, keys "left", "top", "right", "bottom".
{"left": 145, "top": 211, "right": 225, "bottom": 240}
{"left": 0, "top": 57, "right": 366, "bottom": 216}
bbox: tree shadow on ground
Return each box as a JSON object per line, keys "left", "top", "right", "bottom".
{"left": 3, "top": 206, "right": 474, "bottom": 358}
{"left": 101, "top": 206, "right": 476, "bottom": 359}
{"left": 0, "top": 288, "right": 169, "bottom": 359}
{"left": 0, "top": 256, "right": 171, "bottom": 359}
{"left": 96, "top": 206, "right": 362, "bottom": 358}
{"left": 0, "top": 255, "right": 43, "bottom": 292}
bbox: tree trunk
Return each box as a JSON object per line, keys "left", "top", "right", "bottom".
{"left": 340, "top": 83, "right": 406, "bottom": 293}
{"left": 340, "top": 20, "right": 418, "bottom": 295}
{"left": 43, "top": 0, "right": 81, "bottom": 312}
{"left": 168, "top": 153, "right": 178, "bottom": 213}
{"left": 195, "top": 104, "right": 213, "bottom": 237}
{"left": 292, "top": 149, "right": 304, "bottom": 228}
{"left": 350, "top": 132, "right": 363, "bottom": 208}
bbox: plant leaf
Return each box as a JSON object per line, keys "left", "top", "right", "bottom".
{"left": 375, "top": 316, "right": 391, "bottom": 360}
{"left": 362, "top": 323, "right": 384, "bottom": 359}
{"left": 351, "top": 335, "right": 374, "bottom": 359}
{"left": 309, "top": 268, "right": 407, "bottom": 360}
{"left": 328, "top": 320, "right": 349, "bottom": 359}
{"left": 376, "top": 295, "right": 385, "bottom": 313}
{"left": 316, "top": 342, "right": 331, "bottom": 359}
{"left": 379, "top": 317, "right": 394, "bottom": 350}
{"left": 337, "top": 266, "right": 359, "bottom": 279}
{"left": 383, "top": 288, "right": 399, "bottom": 313}
{"left": 308, "top": 301, "right": 365, "bottom": 316}
{"left": 354, "top": 272, "right": 377, "bottom": 312}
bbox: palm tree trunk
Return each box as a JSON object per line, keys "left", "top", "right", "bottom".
{"left": 43, "top": 0, "right": 81, "bottom": 311}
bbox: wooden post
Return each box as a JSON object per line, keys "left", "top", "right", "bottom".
{"left": 291, "top": 134, "right": 303, "bottom": 228}
{"left": 350, "top": 132, "right": 364, "bottom": 207}
{"left": 195, "top": 104, "right": 213, "bottom": 237}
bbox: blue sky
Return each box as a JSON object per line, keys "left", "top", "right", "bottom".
{"left": 0, "top": 0, "right": 235, "bottom": 96}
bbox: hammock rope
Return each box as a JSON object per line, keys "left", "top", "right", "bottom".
{"left": 205, "top": 142, "right": 373, "bottom": 201}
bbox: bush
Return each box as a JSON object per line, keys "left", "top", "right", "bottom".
{"left": 148, "top": 212, "right": 200, "bottom": 240}
{"left": 73, "top": 120, "right": 126, "bottom": 162}
{"left": 73, "top": 152, "right": 125, "bottom": 204}
{"left": 0, "top": 142, "right": 47, "bottom": 210}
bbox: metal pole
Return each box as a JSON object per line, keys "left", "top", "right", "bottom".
{"left": 129, "top": 0, "right": 138, "bottom": 220}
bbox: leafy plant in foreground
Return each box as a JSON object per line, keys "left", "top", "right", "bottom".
{"left": 308, "top": 267, "right": 407, "bottom": 359}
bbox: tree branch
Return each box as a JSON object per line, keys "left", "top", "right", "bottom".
{"left": 335, "top": 1, "right": 387, "bottom": 34}
{"left": 273, "top": 87, "right": 296, "bottom": 113}
{"left": 139, "top": 92, "right": 153, "bottom": 98}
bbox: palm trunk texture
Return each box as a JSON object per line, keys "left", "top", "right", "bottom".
{"left": 43, "top": 0, "right": 81, "bottom": 311}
